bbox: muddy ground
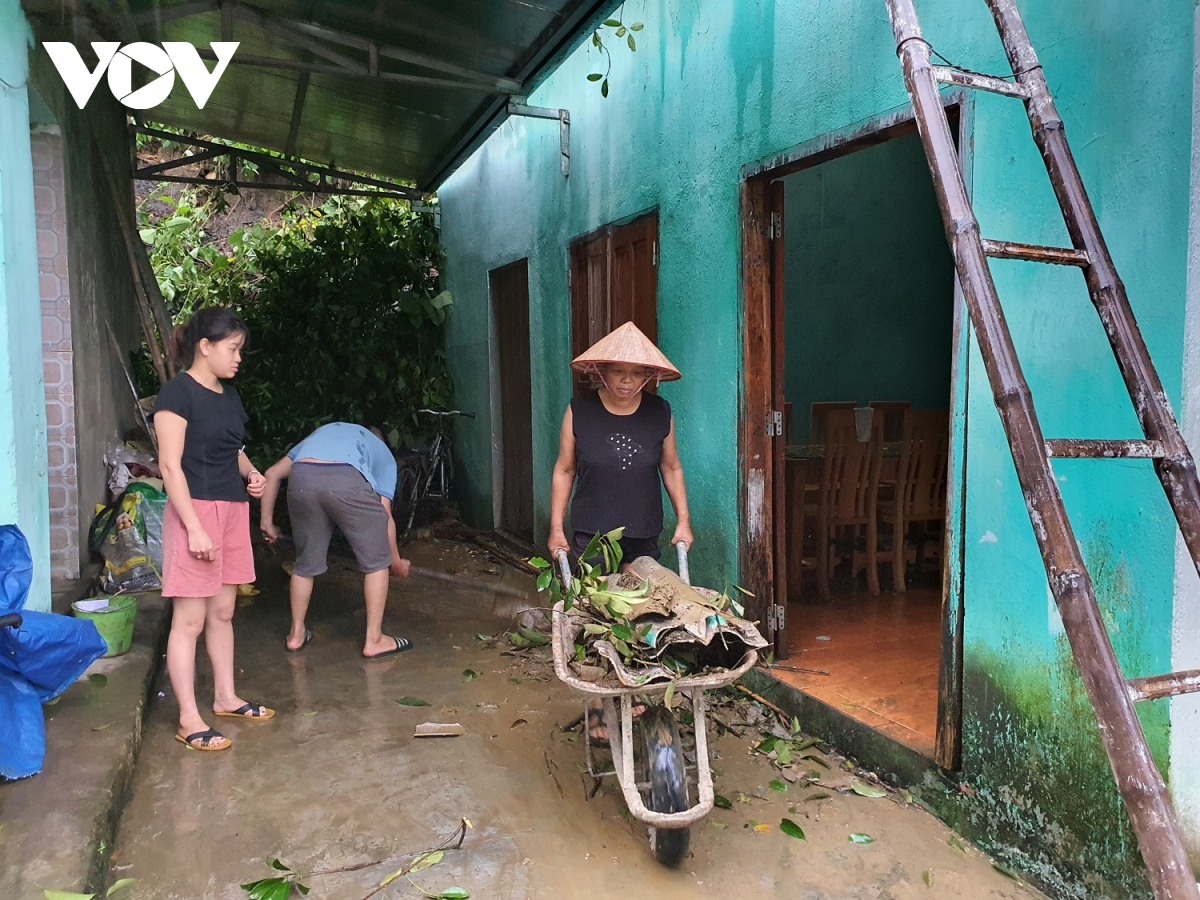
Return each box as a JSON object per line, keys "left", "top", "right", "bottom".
{"left": 110, "top": 538, "right": 1047, "bottom": 900}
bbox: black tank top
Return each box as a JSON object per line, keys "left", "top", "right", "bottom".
{"left": 570, "top": 392, "right": 672, "bottom": 540}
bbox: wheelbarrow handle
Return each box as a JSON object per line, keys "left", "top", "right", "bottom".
{"left": 676, "top": 542, "right": 690, "bottom": 586}
{"left": 554, "top": 549, "right": 572, "bottom": 592}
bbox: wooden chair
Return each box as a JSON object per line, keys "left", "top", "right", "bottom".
{"left": 869, "top": 401, "right": 911, "bottom": 443}
{"left": 810, "top": 401, "right": 856, "bottom": 444}
{"left": 878, "top": 409, "right": 950, "bottom": 592}
{"left": 814, "top": 408, "right": 883, "bottom": 600}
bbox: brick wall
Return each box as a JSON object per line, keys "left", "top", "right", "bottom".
{"left": 32, "top": 127, "right": 79, "bottom": 580}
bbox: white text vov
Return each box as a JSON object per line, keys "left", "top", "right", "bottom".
{"left": 43, "top": 42, "right": 239, "bottom": 110}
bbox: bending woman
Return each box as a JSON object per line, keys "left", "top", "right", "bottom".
{"left": 548, "top": 322, "right": 692, "bottom": 741}
{"left": 153, "top": 308, "right": 274, "bottom": 752}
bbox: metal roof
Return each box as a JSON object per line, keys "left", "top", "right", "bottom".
{"left": 21, "top": 0, "right": 615, "bottom": 190}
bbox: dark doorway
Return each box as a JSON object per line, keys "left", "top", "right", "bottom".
{"left": 491, "top": 260, "right": 534, "bottom": 544}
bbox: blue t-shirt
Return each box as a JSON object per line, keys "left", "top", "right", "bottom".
{"left": 287, "top": 423, "right": 398, "bottom": 500}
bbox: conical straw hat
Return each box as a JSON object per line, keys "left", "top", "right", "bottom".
{"left": 570, "top": 321, "right": 681, "bottom": 382}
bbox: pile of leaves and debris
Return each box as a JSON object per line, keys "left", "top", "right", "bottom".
{"left": 528, "top": 530, "right": 767, "bottom": 689}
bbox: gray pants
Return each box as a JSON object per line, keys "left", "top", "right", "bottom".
{"left": 288, "top": 463, "right": 391, "bottom": 576}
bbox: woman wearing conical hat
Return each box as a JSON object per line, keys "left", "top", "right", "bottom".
{"left": 549, "top": 321, "right": 693, "bottom": 564}
{"left": 549, "top": 322, "right": 693, "bottom": 741}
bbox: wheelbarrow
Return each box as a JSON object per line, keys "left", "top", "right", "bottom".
{"left": 551, "top": 545, "right": 758, "bottom": 866}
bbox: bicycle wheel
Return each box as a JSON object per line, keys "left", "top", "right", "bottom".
{"left": 636, "top": 705, "right": 691, "bottom": 867}
{"left": 393, "top": 467, "right": 420, "bottom": 540}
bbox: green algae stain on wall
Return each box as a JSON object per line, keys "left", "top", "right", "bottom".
{"left": 953, "top": 532, "right": 1168, "bottom": 899}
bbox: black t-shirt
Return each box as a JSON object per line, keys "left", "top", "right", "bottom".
{"left": 570, "top": 391, "right": 672, "bottom": 540}
{"left": 152, "top": 373, "right": 249, "bottom": 502}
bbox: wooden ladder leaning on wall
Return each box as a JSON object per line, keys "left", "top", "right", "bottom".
{"left": 884, "top": 1, "right": 1200, "bottom": 897}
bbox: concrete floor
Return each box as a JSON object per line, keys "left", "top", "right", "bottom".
{"left": 111, "top": 541, "right": 1046, "bottom": 900}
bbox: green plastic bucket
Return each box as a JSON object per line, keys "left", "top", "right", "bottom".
{"left": 72, "top": 595, "right": 138, "bottom": 657}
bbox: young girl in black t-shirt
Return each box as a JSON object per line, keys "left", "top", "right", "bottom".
{"left": 153, "top": 308, "right": 274, "bottom": 752}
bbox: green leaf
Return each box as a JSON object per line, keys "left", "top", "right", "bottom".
{"left": 409, "top": 849, "right": 444, "bottom": 872}
{"left": 947, "top": 835, "right": 968, "bottom": 852}
{"left": 378, "top": 866, "right": 406, "bottom": 888}
{"left": 509, "top": 677, "right": 521, "bottom": 685}
{"left": 769, "top": 779, "right": 788, "bottom": 793}
{"left": 851, "top": 781, "right": 888, "bottom": 798}
{"left": 475, "top": 633, "right": 493, "bottom": 642}
{"left": 437, "top": 890, "right": 469, "bottom": 899}
{"left": 775, "top": 743, "right": 792, "bottom": 766}
{"left": 88, "top": 674, "right": 108, "bottom": 686}
{"left": 805, "top": 791, "right": 832, "bottom": 802}
{"left": 631, "top": 22, "right": 644, "bottom": 31}
{"left": 138, "top": 228, "right": 157, "bottom": 245}
{"left": 601, "top": 78, "right": 609, "bottom": 98}
{"left": 587, "top": 73, "right": 603, "bottom": 82}
{"left": 713, "top": 794, "right": 733, "bottom": 810}
{"left": 43, "top": 892, "right": 95, "bottom": 900}
{"left": 536, "top": 571, "right": 552, "bottom": 592}
{"left": 462, "top": 669, "right": 479, "bottom": 682}
{"left": 106, "top": 880, "right": 137, "bottom": 897}
{"left": 849, "top": 832, "right": 875, "bottom": 844}
{"left": 992, "top": 862, "right": 1020, "bottom": 881}
{"left": 396, "top": 696, "right": 432, "bottom": 706}
{"left": 616, "top": 26, "right": 626, "bottom": 37}
{"left": 592, "top": 32, "right": 602, "bottom": 47}
{"left": 754, "top": 737, "right": 778, "bottom": 754}
{"left": 923, "top": 869, "right": 934, "bottom": 887}
{"left": 267, "top": 858, "right": 291, "bottom": 872}
{"left": 627, "top": 34, "right": 636, "bottom": 51}
{"left": 779, "top": 818, "right": 806, "bottom": 840}
{"left": 603, "top": 18, "right": 622, "bottom": 26}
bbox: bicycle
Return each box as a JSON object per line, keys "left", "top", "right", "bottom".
{"left": 393, "top": 408, "right": 475, "bottom": 539}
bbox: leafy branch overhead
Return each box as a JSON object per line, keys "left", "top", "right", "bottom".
{"left": 587, "top": 15, "right": 644, "bottom": 97}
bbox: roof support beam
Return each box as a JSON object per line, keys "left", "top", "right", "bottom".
{"left": 133, "top": 125, "right": 429, "bottom": 201}
{"left": 284, "top": 68, "right": 311, "bottom": 157}
{"left": 507, "top": 99, "right": 570, "bottom": 177}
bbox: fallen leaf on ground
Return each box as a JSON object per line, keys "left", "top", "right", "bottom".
{"left": 396, "top": 696, "right": 432, "bottom": 707}
{"left": 779, "top": 818, "right": 806, "bottom": 840}
{"left": 849, "top": 832, "right": 875, "bottom": 844}
{"left": 509, "top": 677, "right": 522, "bottom": 685}
{"left": 91, "top": 722, "right": 113, "bottom": 732}
{"left": 851, "top": 781, "right": 888, "bottom": 798}
{"left": 409, "top": 850, "right": 444, "bottom": 873}
{"left": 301, "top": 711, "right": 318, "bottom": 717}
{"left": 88, "top": 674, "right": 108, "bottom": 686}
{"left": 462, "top": 669, "right": 479, "bottom": 681}
{"left": 713, "top": 794, "right": 732, "bottom": 810}
{"left": 753, "top": 823, "right": 773, "bottom": 833}
{"left": 43, "top": 892, "right": 94, "bottom": 900}
{"left": 511, "top": 718, "right": 528, "bottom": 728}
{"left": 923, "top": 869, "right": 934, "bottom": 886}
{"left": 711, "top": 822, "right": 727, "bottom": 829}
{"left": 106, "top": 879, "right": 137, "bottom": 896}
{"left": 769, "top": 779, "right": 787, "bottom": 793}
{"left": 805, "top": 791, "right": 832, "bottom": 802}
{"left": 993, "top": 862, "right": 1021, "bottom": 881}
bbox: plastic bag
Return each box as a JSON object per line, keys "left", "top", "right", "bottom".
{"left": 89, "top": 492, "right": 162, "bottom": 593}
{"left": 105, "top": 441, "right": 160, "bottom": 496}
{"left": 126, "top": 481, "right": 167, "bottom": 575}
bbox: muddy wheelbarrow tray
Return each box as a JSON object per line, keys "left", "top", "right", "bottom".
{"left": 550, "top": 547, "right": 758, "bottom": 832}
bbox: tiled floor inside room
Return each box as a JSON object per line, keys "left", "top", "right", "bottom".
{"left": 776, "top": 580, "right": 943, "bottom": 758}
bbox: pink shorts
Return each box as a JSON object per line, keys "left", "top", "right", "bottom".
{"left": 161, "top": 500, "right": 255, "bottom": 598}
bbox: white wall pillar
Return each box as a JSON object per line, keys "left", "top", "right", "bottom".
{"left": 0, "top": 0, "right": 51, "bottom": 611}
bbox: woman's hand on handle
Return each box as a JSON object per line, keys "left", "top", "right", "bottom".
{"left": 671, "top": 522, "right": 694, "bottom": 551}
{"left": 548, "top": 527, "right": 570, "bottom": 556}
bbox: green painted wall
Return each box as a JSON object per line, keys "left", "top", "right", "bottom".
{"left": 0, "top": 0, "right": 50, "bottom": 611}
{"left": 438, "top": 1, "right": 1194, "bottom": 894}
{"left": 782, "top": 133, "right": 955, "bottom": 441}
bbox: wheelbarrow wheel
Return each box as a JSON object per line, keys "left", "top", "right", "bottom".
{"left": 637, "top": 704, "right": 690, "bottom": 867}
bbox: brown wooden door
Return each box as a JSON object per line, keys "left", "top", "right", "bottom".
{"left": 570, "top": 214, "right": 658, "bottom": 392}
{"left": 769, "top": 181, "right": 790, "bottom": 659}
{"left": 492, "top": 260, "right": 534, "bottom": 542}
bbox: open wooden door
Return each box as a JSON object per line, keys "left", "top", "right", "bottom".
{"left": 769, "top": 181, "right": 790, "bottom": 659}
{"left": 491, "top": 260, "right": 534, "bottom": 543}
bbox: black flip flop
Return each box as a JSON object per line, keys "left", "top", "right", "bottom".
{"left": 364, "top": 635, "right": 412, "bottom": 660}
{"left": 175, "top": 728, "right": 231, "bottom": 751}
{"left": 285, "top": 628, "right": 313, "bottom": 653}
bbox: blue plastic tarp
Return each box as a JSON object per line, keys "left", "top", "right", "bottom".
{"left": 0, "top": 525, "right": 107, "bottom": 780}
